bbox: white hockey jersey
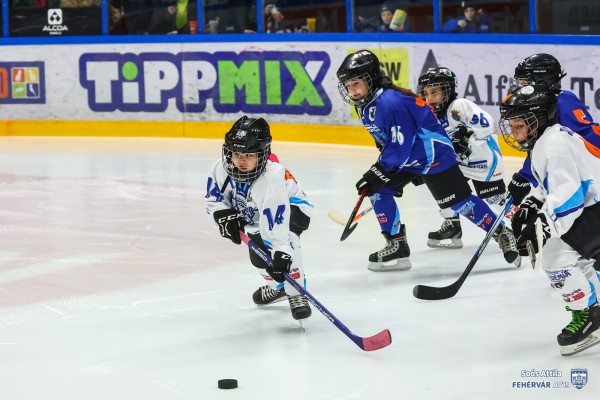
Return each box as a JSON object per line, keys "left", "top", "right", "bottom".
{"left": 438, "top": 98, "right": 504, "bottom": 182}
{"left": 205, "top": 159, "right": 313, "bottom": 256}
{"left": 530, "top": 124, "right": 600, "bottom": 237}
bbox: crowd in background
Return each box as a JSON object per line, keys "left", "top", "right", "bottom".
{"left": 3, "top": 0, "right": 595, "bottom": 37}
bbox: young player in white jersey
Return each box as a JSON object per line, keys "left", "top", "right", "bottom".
{"left": 500, "top": 85, "right": 600, "bottom": 355}
{"left": 204, "top": 116, "right": 314, "bottom": 320}
{"left": 418, "top": 67, "right": 508, "bottom": 251}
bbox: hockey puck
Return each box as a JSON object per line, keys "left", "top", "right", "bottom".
{"left": 217, "top": 379, "right": 238, "bottom": 389}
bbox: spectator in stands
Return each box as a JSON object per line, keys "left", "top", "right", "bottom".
{"left": 442, "top": 1, "right": 489, "bottom": 33}
{"left": 355, "top": 3, "right": 409, "bottom": 33}
{"left": 378, "top": 3, "right": 409, "bottom": 32}
{"left": 145, "top": 0, "right": 189, "bottom": 35}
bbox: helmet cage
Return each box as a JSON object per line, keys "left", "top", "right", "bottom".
{"left": 417, "top": 80, "right": 455, "bottom": 113}
{"left": 337, "top": 72, "right": 376, "bottom": 107}
{"left": 499, "top": 111, "right": 542, "bottom": 152}
{"left": 222, "top": 145, "right": 270, "bottom": 183}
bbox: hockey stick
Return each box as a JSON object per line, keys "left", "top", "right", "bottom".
{"left": 413, "top": 196, "right": 514, "bottom": 300}
{"left": 240, "top": 231, "right": 392, "bottom": 352}
{"left": 340, "top": 187, "right": 368, "bottom": 241}
{"left": 328, "top": 205, "right": 374, "bottom": 225}
{"left": 533, "top": 218, "right": 544, "bottom": 272}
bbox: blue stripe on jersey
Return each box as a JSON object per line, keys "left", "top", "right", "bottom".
{"left": 485, "top": 136, "right": 500, "bottom": 182}
{"left": 290, "top": 197, "right": 314, "bottom": 207}
{"left": 418, "top": 128, "right": 452, "bottom": 173}
{"left": 551, "top": 180, "right": 591, "bottom": 220}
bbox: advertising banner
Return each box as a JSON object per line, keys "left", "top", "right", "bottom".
{"left": 1, "top": 41, "right": 599, "bottom": 145}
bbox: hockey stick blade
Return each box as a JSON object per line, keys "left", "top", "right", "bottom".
{"left": 328, "top": 206, "right": 374, "bottom": 226}
{"left": 340, "top": 188, "right": 368, "bottom": 242}
{"left": 240, "top": 231, "right": 392, "bottom": 351}
{"left": 413, "top": 196, "right": 514, "bottom": 300}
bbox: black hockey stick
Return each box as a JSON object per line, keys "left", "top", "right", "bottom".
{"left": 340, "top": 187, "right": 368, "bottom": 241}
{"left": 413, "top": 196, "right": 514, "bottom": 300}
{"left": 240, "top": 231, "right": 392, "bottom": 351}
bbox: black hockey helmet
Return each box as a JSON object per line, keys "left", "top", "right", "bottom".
{"left": 336, "top": 49, "right": 384, "bottom": 107}
{"left": 499, "top": 85, "right": 557, "bottom": 152}
{"left": 417, "top": 67, "right": 457, "bottom": 113}
{"left": 512, "top": 53, "right": 566, "bottom": 93}
{"left": 222, "top": 116, "right": 272, "bottom": 183}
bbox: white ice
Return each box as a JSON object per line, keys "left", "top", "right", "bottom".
{"left": 0, "top": 136, "right": 597, "bottom": 400}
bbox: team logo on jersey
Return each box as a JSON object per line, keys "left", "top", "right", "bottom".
{"left": 451, "top": 110, "right": 461, "bottom": 122}
{"left": 571, "top": 369, "right": 588, "bottom": 390}
{"left": 369, "top": 106, "right": 376, "bottom": 121}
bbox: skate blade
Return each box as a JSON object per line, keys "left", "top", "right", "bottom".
{"left": 426, "top": 238, "right": 463, "bottom": 249}
{"left": 513, "top": 255, "right": 522, "bottom": 268}
{"left": 560, "top": 331, "right": 600, "bottom": 356}
{"left": 298, "top": 319, "right": 306, "bottom": 333}
{"left": 368, "top": 259, "right": 412, "bottom": 272}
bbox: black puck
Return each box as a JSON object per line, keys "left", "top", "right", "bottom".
{"left": 217, "top": 379, "right": 238, "bottom": 389}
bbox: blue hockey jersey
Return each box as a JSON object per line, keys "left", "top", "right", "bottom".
{"left": 360, "top": 88, "right": 457, "bottom": 175}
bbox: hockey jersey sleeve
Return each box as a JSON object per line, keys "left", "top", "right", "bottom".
{"left": 534, "top": 129, "right": 590, "bottom": 237}
{"left": 204, "top": 159, "right": 234, "bottom": 229}
{"left": 557, "top": 91, "right": 600, "bottom": 148}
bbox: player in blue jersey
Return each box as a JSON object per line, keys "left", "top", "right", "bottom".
{"left": 336, "top": 49, "right": 519, "bottom": 272}
{"left": 506, "top": 53, "right": 600, "bottom": 271}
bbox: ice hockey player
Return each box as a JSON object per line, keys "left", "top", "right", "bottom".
{"left": 336, "top": 49, "right": 519, "bottom": 272}
{"left": 204, "top": 116, "right": 313, "bottom": 320}
{"left": 506, "top": 53, "right": 600, "bottom": 272}
{"left": 418, "top": 67, "right": 507, "bottom": 251}
{"left": 500, "top": 84, "right": 600, "bottom": 355}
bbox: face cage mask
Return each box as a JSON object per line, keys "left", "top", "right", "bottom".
{"left": 221, "top": 145, "right": 270, "bottom": 183}
{"left": 338, "top": 72, "right": 375, "bottom": 107}
{"left": 417, "top": 81, "right": 454, "bottom": 113}
{"left": 499, "top": 111, "right": 540, "bottom": 152}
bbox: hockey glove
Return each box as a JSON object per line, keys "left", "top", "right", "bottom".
{"left": 452, "top": 124, "right": 474, "bottom": 161}
{"left": 267, "top": 251, "right": 292, "bottom": 283}
{"left": 507, "top": 173, "right": 531, "bottom": 206}
{"left": 213, "top": 208, "right": 246, "bottom": 245}
{"left": 511, "top": 197, "right": 545, "bottom": 256}
{"left": 356, "top": 162, "right": 392, "bottom": 196}
{"left": 516, "top": 214, "right": 551, "bottom": 256}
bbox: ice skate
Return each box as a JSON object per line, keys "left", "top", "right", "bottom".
{"left": 288, "top": 294, "right": 311, "bottom": 320}
{"left": 558, "top": 302, "right": 600, "bottom": 356}
{"left": 494, "top": 225, "right": 521, "bottom": 267}
{"left": 368, "top": 227, "right": 412, "bottom": 272}
{"left": 253, "top": 285, "right": 286, "bottom": 305}
{"left": 427, "top": 217, "right": 463, "bottom": 249}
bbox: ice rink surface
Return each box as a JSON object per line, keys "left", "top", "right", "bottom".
{"left": 0, "top": 136, "right": 597, "bottom": 399}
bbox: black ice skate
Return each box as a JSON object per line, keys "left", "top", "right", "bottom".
{"left": 427, "top": 217, "right": 463, "bottom": 249}
{"left": 493, "top": 225, "right": 521, "bottom": 267}
{"left": 368, "top": 227, "right": 412, "bottom": 272}
{"left": 253, "top": 285, "right": 286, "bottom": 305}
{"left": 288, "top": 294, "right": 311, "bottom": 320}
{"left": 557, "top": 302, "right": 600, "bottom": 356}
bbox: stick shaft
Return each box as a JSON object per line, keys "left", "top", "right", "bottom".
{"left": 239, "top": 231, "right": 391, "bottom": 351}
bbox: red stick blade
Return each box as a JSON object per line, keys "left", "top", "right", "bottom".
{"left": 362, "top": 329, "right": 392, "bottom": 351}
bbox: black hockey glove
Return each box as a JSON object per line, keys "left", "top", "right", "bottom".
{"left": 511, "top": 197, "right": 546, "bottom": 256}
{"left": 356, "top": 162, "right": 391, "bottom": 196}
{"left": 213, "top": 208, "right": 246, "bottom": 245}
{"left": 452, "top": 124, "right": 474, "bottom": 161}
{"left": 267, "top": 251, "right": 292, "bottom": 283}
{"left": 507, "top": 173, "right": 531, "bottom": 206}
{"left": 516, "top": 214, "right": 551, "bottom": 256}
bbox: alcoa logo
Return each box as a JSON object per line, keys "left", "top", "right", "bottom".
{"left": 44, "top": 9, "right": 69, "bottom": 35}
